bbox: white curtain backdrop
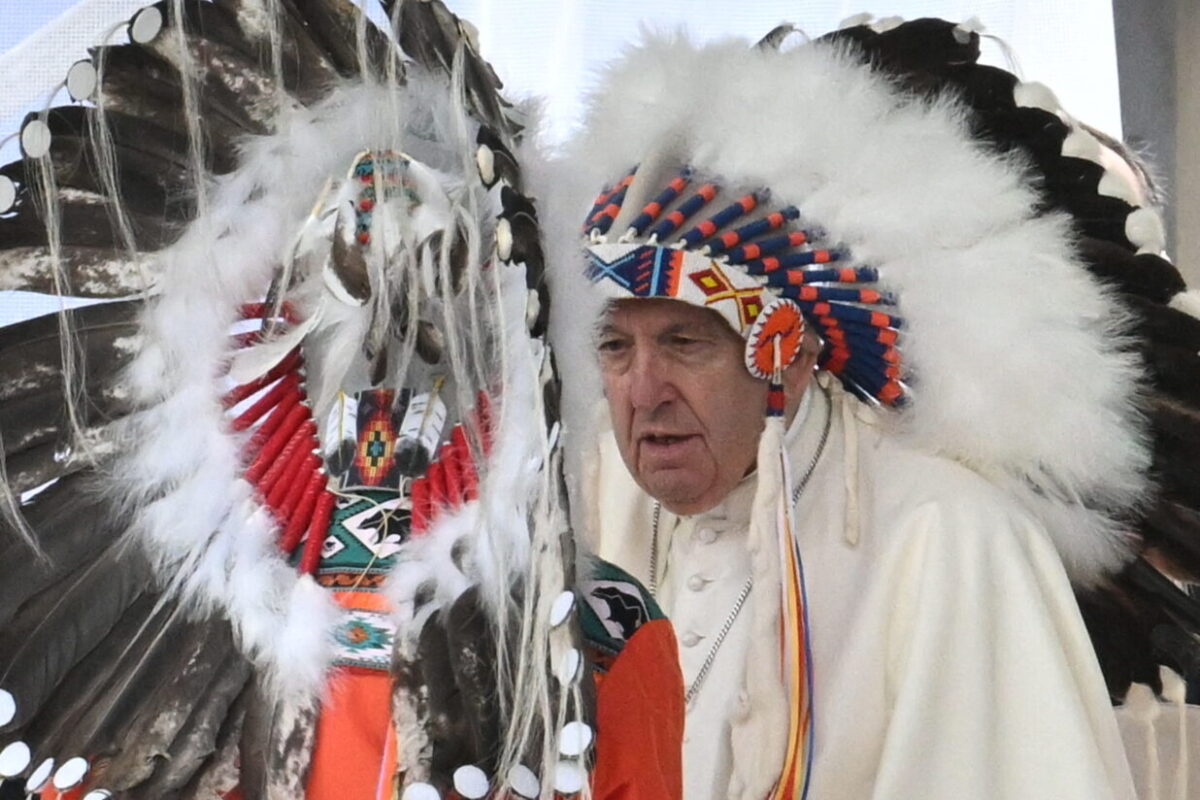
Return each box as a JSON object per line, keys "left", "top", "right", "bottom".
{"left": 0, "top": 0, "right": 1120, "bottom": 323}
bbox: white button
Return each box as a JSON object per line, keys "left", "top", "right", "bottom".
{"left": 680, "top": 632, "right": 702, "bottom": 648}
{"left": 686, "top": 575, "right": 706, "bottom": 592}
{"left": 696, "top": 527, "right": 717, "bottom": 544}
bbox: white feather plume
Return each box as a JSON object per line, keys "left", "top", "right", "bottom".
{"left": 542, "top": 32, "right": 1150, "bottom": 584}
{"left": 107, "top": 72, "right": 494, "bottom": 699}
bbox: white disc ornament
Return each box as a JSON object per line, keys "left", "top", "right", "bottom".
{"left": 129, "top": 6, "right": 164, "bottom": 43}
{"left": 53, "top": 756, "right": 89, "bottom": 790}
{"left": 0, "top": 689, "right": 14, "bottom": 726}
{"left": 507, "top": 764, "right": 540, "bottom": 798}
{"left": 0, "top": 742, "right": 31, "bottom": 777}
{"left": 0, "top": 176, "right": 16, "bottom": 215}
{"left": 20, "top": 119, "right": 52, "bottom": 159}
{"left": 555, "top": 647, "right": 582, "bottom": 685}
{"left": 452, "top": 765, "right": 489, "bottom": 799}
{"left": 83, "top": 791, "right": 113, "bottom": 800}
{"left": 26, "top": 757, "right": 55, "bottom": 792}
{"left": 553, "top": 760, "right": 586, "bottom": 795}
{"left": 66, "top": 60, "right": 98, "bottom": 101}
{"left": 559, "top": 721, "right": 594, "bottom": 757}
{"left": 400, "top": 783, "right": 440, "bottom": 800}
{"left": 475, "top": 145, "right": 495, "bottom": 185}
{"left": 549, "top": 590, "right": 575, "bottom": 627}
{"left": 495, "top": 217, "right": 513, "bottom": 261}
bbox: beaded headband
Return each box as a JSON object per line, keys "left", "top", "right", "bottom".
{"left": 582, "top": 165, "right": 905, "bottom": 408}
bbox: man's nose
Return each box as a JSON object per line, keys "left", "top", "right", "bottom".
{"left": 627, "top": 347, "right": 675, "bottom": 410}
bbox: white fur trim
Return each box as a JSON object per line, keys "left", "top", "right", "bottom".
{"left": 387, "top": 503, "right": 478, "bottom": 630}
{"left": 543, "top": 33, "right": 1150, "bottom": 584}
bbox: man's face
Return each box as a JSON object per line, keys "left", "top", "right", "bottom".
{"left": 597, "top": 299, "right": 767, "bottom": 515}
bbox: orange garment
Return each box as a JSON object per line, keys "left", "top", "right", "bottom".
{"left": 218, "top": 595, "right": 683, "bottom": 800}
{"left": 591, "top": 618, "right": 685, "bottom": 800}
{"left": 304, "top": 666, "right": 395, "bottom": 800}
{"left": 306, "top": 589, "right": 397, "bottom": 800}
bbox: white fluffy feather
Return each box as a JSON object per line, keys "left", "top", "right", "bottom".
{"left": 108, "top": 73, "right": 492, "bottom": 699}
{"left": 542, "top": 33, "right": 1150, "bottom": 584}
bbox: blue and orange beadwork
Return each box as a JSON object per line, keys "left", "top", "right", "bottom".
{"left": 351, "top": 151, "right": 423, "bottom": 246}
{"left": 583, "top": 165, "right": 905, "bottom": 406}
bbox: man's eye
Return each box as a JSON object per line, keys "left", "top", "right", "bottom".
{"left": 597, "top": 339, "right": 627, "bottom": 353}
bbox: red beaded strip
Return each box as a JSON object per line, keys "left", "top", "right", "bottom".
{"left": 409, "top": 392, "right": 493, "bottom": 537}
{"left": 223, "top": 302, "right": 333, "bottom": 574}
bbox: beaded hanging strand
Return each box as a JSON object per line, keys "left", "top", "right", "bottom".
{"left": 646, "top": 383, "right": 832, "bottom": 707}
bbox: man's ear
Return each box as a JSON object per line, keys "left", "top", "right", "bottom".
{"left": 781, "top": 332, "right": 820, "bottom": 402}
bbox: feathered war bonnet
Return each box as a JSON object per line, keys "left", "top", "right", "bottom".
{"left": 548, "top": 17, "right": 1165, "bottom": 797}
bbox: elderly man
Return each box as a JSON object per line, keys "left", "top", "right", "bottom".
{"left": 552, "top": 19, "right": 1159, "bottom": 800}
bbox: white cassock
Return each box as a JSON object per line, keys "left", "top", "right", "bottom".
{"left": 583, "top": 374, "right": 1138, "bottom": 800}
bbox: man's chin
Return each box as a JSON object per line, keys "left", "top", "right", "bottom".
{"left": 638, "top": 471, "right": 718, "bottom": 516}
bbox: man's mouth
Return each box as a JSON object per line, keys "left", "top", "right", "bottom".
{"left": 641, "top": 433, "right": 697, "bottom": 446}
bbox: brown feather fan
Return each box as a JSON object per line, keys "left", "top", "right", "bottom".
{"left": 820, "top": 17, "right": 1200, "bottom": 703}
{"left": 0, "top": 1, "right": 583, "bottom": 798}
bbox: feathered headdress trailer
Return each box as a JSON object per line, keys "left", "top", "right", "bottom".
{"left": 0, "top": 3, "right": 1198, "bottom": 800}
{"left": 0, "top": 1, "right": 591, "bottom": 798}
{"left": 541, "top": 16, "right": 1200, "bottom": 798}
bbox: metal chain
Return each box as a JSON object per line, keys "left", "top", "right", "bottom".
{"left": 649, "top": 501, "right": 661, "bottom": 597}
{"left": 648, "top": 383, "right": 833, "bottom": 706}
{"left": 685, "top": 576, "right": 753, "bottom": 706}
{"left": 792, "top": 383, "right": 833, "bottom": 505}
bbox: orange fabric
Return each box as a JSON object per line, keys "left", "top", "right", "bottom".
{"left": 334, "top": 589, "right": 393, "bottom": 613}
{"left": 303, "top": 589, "right": 398, "bottom": 800}
{"left": 220, "top": 590, "right": 397, "bottom": 800}
{"left": 303, "top": 666, "right": 394, "bottom": 800}
{"left": 591, "top": 618, "right": 685, "bottom": 800}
